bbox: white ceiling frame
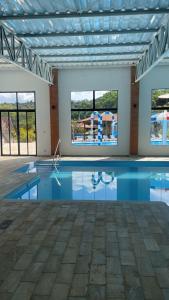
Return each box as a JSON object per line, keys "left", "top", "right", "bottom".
{"left": 136, "top": 17, "right": 169, "bottom": 82}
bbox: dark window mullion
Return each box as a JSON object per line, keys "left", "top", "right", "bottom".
{"left": 0, "top": 109, "right": 35, "bottom": 112}
{"left": 8, "top": 111, "right": 11, "bottom": 155}
{"left": 34, "top": 111, "right": 37, "bottom": 156}
{"left": 17, "top": 111, "right": 20, "bottom": 155}
{"left": 26, "top": 111, "right": 29, "bottom": 155}
{"left": 152, "top": 107, "right": 169, "bottom": 110}
{"left": 93, "top": 90, "right": 95, "bottom": 110}
{"left": 71, "top": 109, "right": 117, "bottom": 112}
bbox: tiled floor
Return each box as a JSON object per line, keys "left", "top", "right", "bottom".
{"left": 0, "top": 156, "right": 38, "bottom": 199}
{"left": 0, "top": 156, "right": 169, "bottom": 300}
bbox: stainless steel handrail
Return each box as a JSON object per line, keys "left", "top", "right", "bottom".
{"left": 53, "top": 139, "right": 61, "bottom": 166}
{"left": 54, "top": 165, "right": 61, "bottom": 186}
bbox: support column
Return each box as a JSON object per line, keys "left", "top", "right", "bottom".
{"left": 49, "top": 69, "right": 59, "bottom": 155}
{"left": 130, "top": 66, "right": 139, "bottom": 155}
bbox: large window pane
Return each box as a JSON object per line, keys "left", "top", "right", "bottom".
{"left": 19, "top": 112, "right": 28, "bottom": 155}
{"left": 71, "top": 89, "right": 118, "bottom": 146}
{"left": 18, "top": 92, "right": 35, "bottom": 110}
{"left": 151, "top": 109, "right": 169, "bottom": 145}
{"left": 71, "top": 110, "right": 118, "bottom": 146}
{"left": 27, "top": 112, "right": 36, "bottom": 155}
{"left": 72, "top": 111, "right": 93, "bottom": 144}
{"left": 0, "top": 92, "right": 36, "bottom": 156}
{"left": 151, "top": 110, "right": 163, "bottom": 145}
{"left": 151, "top": 89, "right": 169, "bottom": 146}
{"left": 71, "top": 91, "right": 93, "bottom": 109}
{"left": 0, "top": 93, "right": 17, "bottom": 110}
{"left": 102, "top": 112, "right": 118, "bottom": 144}
{"left": 95, "top": 90, "right": 118, "bottom": 109}
{"left": 10, "top": 112, "right": 18, "bottom": 155}
{"left": 1, "top": 112, "right": 10, "bottom": 154}
{"left": 152, "top": 89, "right": 169, "bottom": 109}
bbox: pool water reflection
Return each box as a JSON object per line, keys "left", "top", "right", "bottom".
{"left": 5, "top": 164, "right": 169, "bottom": 204}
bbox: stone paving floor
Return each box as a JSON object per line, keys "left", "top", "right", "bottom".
{"left": 0, "top": 156, "right": 169, "bottom": 300}
{"left": 0, "top": 201, "right": 168, "bottom": 300}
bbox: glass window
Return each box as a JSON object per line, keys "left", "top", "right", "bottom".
{"left": 19, "top": 112, "right": 27, "bottom": 155}
{"left": 151, "top": 89, "right": 169, "bottom": 146}
{"left": 0, "top": 93, "right": 17, "bottom": 110}
{"left": 10, "top": 112, "right": 18, "bottom": 155}
{"left": 152, "top": 89, "right": 169, "bottom": 109}
{"left": 1, "top": 112, "right": 10, "bottom": 154}
{"left": 27, "top": 112, "right": 36, "bottom": 155}
{"left": 71, "top": 91, "right": 93, "bottom": 109}
{"left": 95, "top": 90, "right": 118, "bottom": 109}
{"left": 0, "top": 92, "right": 36, "bottom": 155}
{"left": 71, "top": 111, "right": 93, "bottom": 144}
{"left": 18, "top": 92, "right": 35, "bottom": 110}
{"left": 71, "top": 90, "right": 118, "bottom": 146}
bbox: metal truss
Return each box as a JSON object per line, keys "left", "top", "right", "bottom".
{"left": 32, "top": 41, "right": 150, "bottom": 50}
{"left": 136, "top": 17, "right": 169, "bottom": 81}
{"left": 0, "top": 8, "right": 168, "bottom": 21}
{"left": 0, "top": 24, "right": 53, "bottom": 84}
{"left": 48, "top": 58, "right": 138, "bottom": 65}
{"left": 17, "top": 28, "right": 157, "bottom": 38}
{"left": 40, "top": 51, "right": 143, "bottom": 58}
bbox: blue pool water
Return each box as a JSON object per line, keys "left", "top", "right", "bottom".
{"left": 4, "top": 160, "right": 169, "bottom": 204}
{"left": 72, "top": 141, "right": 117, "bottom": 146}
{"left": 72, "top": 141, "right": 169, "bottom": 146}
{"left": 151, "top": 141, "right": 169, "bottom": 145}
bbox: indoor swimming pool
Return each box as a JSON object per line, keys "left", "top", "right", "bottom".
{"left": 3, "top": 160, "right": 169, "bottom": 204}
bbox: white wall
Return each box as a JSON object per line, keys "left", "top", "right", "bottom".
{"left": 139, "top": 65, "right": 169, "bottom": 156}
{"left": 0, "top": 70, "right": 51, "bottom": 155}
{"left": 59, "top": 67, "right": 131, "bottom": 156}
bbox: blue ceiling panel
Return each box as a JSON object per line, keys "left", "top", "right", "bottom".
{"left": 0, "top": 0, "right": 169, "bottom": 67}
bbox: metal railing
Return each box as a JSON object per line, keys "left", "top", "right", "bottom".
{"left": 53, "top": 139, "right": 61, "bottom": 166}
{"left": 53, "top": 165, "right": 61, "bottom": 186}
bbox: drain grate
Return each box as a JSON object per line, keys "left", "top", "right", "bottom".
{"left": 0, "top": 220, "right": 13, "bottom": 230}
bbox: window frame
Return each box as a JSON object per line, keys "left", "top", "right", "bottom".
{"left": 0, "top": 91, "right": 37, "bottom": 156}
{"left": 151, "top": 88, "right": 169, "bottom": 146}
{"left": 71, "top": 90, "right": 118, "bottom": 112}
{"left": 71, "top": 90, "right": 118, "bottom": 146}
{"left": 0, "top": 91, "right": 35, "bottom": 111}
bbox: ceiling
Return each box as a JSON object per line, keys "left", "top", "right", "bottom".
{"left": 0, "top": 0, "right": 169, "bottom": 69}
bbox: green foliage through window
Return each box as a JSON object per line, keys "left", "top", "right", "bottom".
{"left": 71, "top": 90, "right": 118, "bottom": 146}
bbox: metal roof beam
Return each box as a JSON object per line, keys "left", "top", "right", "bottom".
{"left": 17, "top": 28, "right": 157, "bottom": 38}
{"left": 49, "top": 58, "right": 138, "bottom": 65}
{"left": 32, "top": 41, "right": 150, "bottom": 50}
{"left": 136, "top": 16, "right": 169, "bottom": 81}
{"left": 0, "top": 8, "right": 168, "bottom": 20}
{"left": 41, "top": 51, "right": 143, "bottom": 58}
{"left": 0, "top": 24, "right": 53, "bottom": 83}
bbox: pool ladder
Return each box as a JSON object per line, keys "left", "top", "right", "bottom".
{"left": 53, "top": 139, "right": 61, "bottom": 166}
